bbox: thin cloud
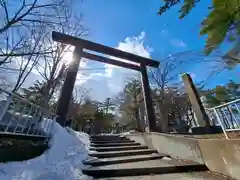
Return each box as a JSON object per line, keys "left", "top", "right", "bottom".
{"left": 170, "top": 39, "right": 187, "bottom": 48}
{"left": 159, "top": 27, "right": 187, "bottom": 49}
{"left": 105, "top": 31, "right": 152, "bottom": 78}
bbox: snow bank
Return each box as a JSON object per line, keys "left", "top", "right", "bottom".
{"left": 0, "top": 121, "right": 92, "bottom": 180}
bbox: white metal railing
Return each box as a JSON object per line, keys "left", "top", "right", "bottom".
{"left": 206, "top": 99, "right": 240, "bottom": 139}
{"left": 0, "top": 87, "right": 57, "bottom": 138}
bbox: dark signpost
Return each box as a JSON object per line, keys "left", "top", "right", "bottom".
{"left": 52, "top": 31, "right": 160, "bottom": 132}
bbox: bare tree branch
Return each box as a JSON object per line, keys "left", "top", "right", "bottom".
{"left": 0, "top": 0, "right": 82, "bottom": 66}
{"left": 12, "top": 25, "right": 46, "bottom": 92}
{"left": 34, "top": 0, "right": 87, "bottom": 108}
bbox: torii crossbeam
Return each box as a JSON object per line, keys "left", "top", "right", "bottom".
{"left": 52, "top": 31, "right": 160, "bottom": 132}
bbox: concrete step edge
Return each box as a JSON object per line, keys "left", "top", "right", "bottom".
{"left": 89, "top": 149, "right": 158, "bottom": 158}
{"left": 83, "top": 154, "right": 168, "bottom": 166}
{"left": 91, "top": 140, "right": 134, "bottom": 144}
{"left": 89, "top": 146, "right": 148, "bottom": 152}
{"left": 82, "top": 164, "right": 208, "bottom": 178}
{"left": 90, "top": 135, "right": 125, "bottom": 139}
{"left": 90, "top": 137, "right": 128, "bottom": 141}
{"left": 91, "top": 143, "right": 140, "bottom": 147}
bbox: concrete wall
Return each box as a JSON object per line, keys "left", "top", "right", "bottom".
{"left": 150, "top": 132, "right": 204, "bottom": 164}
{"left": 126, "top": 132, "right": 204, "bottom": 164}
{"left": 126, "top": 133, "right": 150, "bottom": 146}
{"left": 126, "top": 132, "right": 240, "bottom": 179}
{"left": 198, "top": 139, "right": 240, "bottom": 179}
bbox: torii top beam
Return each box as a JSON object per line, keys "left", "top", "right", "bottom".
{"left": 52, "top": 31, "right": 160, "bottom": 68}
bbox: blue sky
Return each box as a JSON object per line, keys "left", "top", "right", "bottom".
{"left": 81, "top": 0, "right": 210, "bottom": 54}
{"left": 2, "top": 0, "right": 240, "bottom": 101}
{"left": 72, "top": 0, "right": 239, "bottom": 100}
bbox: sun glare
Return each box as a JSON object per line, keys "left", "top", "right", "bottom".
{"left": 62, "top": 50, "right": 73, "bottom": 65}
{"left": 62, "top": 46, "right": 75, "bottom": 65}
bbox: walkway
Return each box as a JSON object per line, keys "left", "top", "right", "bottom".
{"left": 83, "top": 135, "right": 230, "bottom": 179}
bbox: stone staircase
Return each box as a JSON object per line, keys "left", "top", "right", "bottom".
{"left": 83, "top": 135, "right": 231, "bottom": 179}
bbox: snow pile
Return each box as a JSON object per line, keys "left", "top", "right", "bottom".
{"left": 66, "top": 127, "right": 90, "bottom": 150}
{"left": 121, "top": 130, "right": 136, "bottom": 135}
{"left": 0, "top": 121, "right": 91, "bottom": 180}
{"left": 121, "top": 131, "right": 131, "bottom": 135}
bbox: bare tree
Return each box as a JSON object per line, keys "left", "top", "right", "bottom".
{"left": 35, "top": 1, "right": 87, "bottom": 108}
{"left": 149, "top": 50, "right": 228, "bottom": 132}
{"left": 149, "top": 55, "right": 183, "bottom": 132}
{"left": 12, "top": 25, "right": 47, "bottom": 92}
{"left": 73, "top": 87, "right": 92, "bottom": 105}
{"left": 0, "top": 0, "right": 63, "bottom": 33}
{"left": 0, "top": 29, "right": 26, "bottom": 66}
{"left": 0, "top": 69, "right": 13, "bottom": 90}
{"left": 0, "top": 0, "right": 74, "bottom": 66}
{"left": 68, "top": 87, "right": 91, "bottom": 121}
{"left": 149, "top": 52, "right": 207, "bottom": 132}
{"left": 0, "top": 0, "right": 82, "bottom": 95}
{"left": 0, "top": 0, "right": 87, "bottom": 106}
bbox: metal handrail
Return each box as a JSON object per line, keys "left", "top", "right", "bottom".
{"left": 0, "top": 87, "right": 57, "bottom": 116}
{"left": 207, "top": 98, "right": 240, "bottom": 110}
{"left": 205, "top": 99, "right": 240, "bottom": 139}
{"left": 0, "top": 88, "right": 57, "bottom": 138}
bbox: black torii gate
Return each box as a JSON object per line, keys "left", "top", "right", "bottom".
{"left": 52, "top": 31, "right": 160, "bottom": 132}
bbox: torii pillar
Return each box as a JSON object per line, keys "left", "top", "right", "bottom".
{"left": 56, "top": 47, "right": 82, "bottom": 126}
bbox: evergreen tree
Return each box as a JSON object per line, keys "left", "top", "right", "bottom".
{"left": 99, "top": 98, "right": 115, "bottom": 114}
{"left": 227, "top": 80, "right": 240, "bottom": 99}
{"left": 21, "top": 80, "right": 46, "bottom": 106}
{"left": 215, "top": 86, "right": 231, "bottom": 103}
{"left": 202, "top": 80, "right": 240, "bottom": 108}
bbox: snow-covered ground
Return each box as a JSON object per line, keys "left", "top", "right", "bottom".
{"left": 0, "top": 121, "right": 92, "bottom": 180}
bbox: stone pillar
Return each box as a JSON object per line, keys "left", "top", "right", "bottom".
{"left": 181, "top": 73, "right": 210, "bottom": 127}
{"left": 140, "top": 63, "right": 156, "bottom": 132}
{"left": 56, "top": 47, "right": 82, "bottom": 126}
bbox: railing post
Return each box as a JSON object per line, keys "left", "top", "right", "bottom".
{"left": 213, "top": 108, "right": 229, "bottom": 139}
{"left": 49, "top": 116, "right": 57, "bottom": 136}
{"left": 0, "top": 95, "right": 12, "bottom": 122}
{"left": 140, "top": 63, "right": 156, "bottom": 132}
{"left": 56, "top": 47, "right": 83, "bottom": 126}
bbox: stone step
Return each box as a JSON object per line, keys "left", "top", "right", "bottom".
{"left": 90, "top": 145, "right": 148, "bottom": 152}
{"left": 98, "top": 171, "right": 228, "bottom": 180}
{"left": 89, "top": 149, "right": 158, "bottom": 158}
{"left": 90, "top": 135, "right": 126, "bottom": 141}
{"left": 91, "top": 135, "right": 121, "bottom": 138}
{"left": 82, "top": 159, "right": 207, "bottom": 178}
{"left": 91, "top": 140, "right": 135, "bottom": 144}
{"left": 91, "top": 142, "right": 141, "bottom": 147}
{"left": 90, "top": 136, "right": 127, "bottom": 139}
{"left": 83, "top": 154, "right": 168, "bottom": 166}
{"left": 90, "top": 138, "right": 129, "bottom": 142}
